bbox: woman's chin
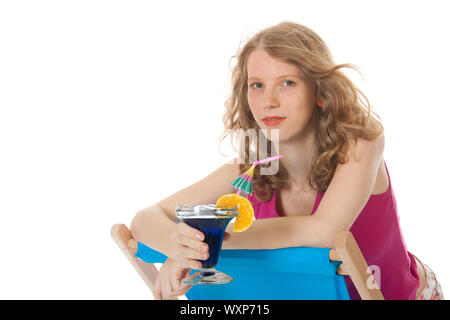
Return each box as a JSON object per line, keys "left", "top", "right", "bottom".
{"left": 262, "top": 134, "right": 289, "bottom": 148}
{"left": 260, "top": 127, "right": 282, "bottom": 140}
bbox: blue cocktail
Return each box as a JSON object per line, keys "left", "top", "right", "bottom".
{"left": 175, "top": 204, "right": 238, "bottom": 285}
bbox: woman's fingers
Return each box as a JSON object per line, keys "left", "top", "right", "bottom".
{"left": 179, "top": 222, "right": 205, "bottom": 241}
{"left": 186, "top": 271, "right": 200, "bottom": 280}
{"left": 162, "top": 269, "right": 180, "bottom": 299}
{"left": 162, "top": 279, "right": 173, "bottom": 300}
{"left": 157, "top": 261, "right": 197, "bottom": 300}
{"left": 171, "top": 286, "right": 192, "bottom": 297}
{"left": 174, "top": 255, "right": 203, "bottom": 270}
{"left": 176, "top": 241, "right": 208, "bottom": 260}
{"left": 169, "top": 233, "right": 208, "bottom": 269}
{"left": 170, "top": 268, "right": 193, "bottom": 297}
{"left": 170, "top": 234, "right": 208, "bottom": 269}
{"left": 171, "top": 233, "right": 208, "bottom": 253}
{"left": 223, "top": 231, "right": 231, "bottom": 241}
{"left": 171, "top": 271, "right": 197, "bottom": 297}
{"left": 160, "top": 269, "right": 191, "bottom": 299}
{"left": 154, "top": 276, "right": 162, "bottom": 300}
{"left": 167, "top": 223, "right": 209, "bottom": 271}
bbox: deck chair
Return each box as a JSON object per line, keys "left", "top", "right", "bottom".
{"left": 111, "top": 224, "right": 384, "bottom": 300}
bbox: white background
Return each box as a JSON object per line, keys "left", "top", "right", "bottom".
{"left": 1, "top": 0, "right": 449, "bottom": 299}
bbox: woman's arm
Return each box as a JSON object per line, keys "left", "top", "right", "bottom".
{"left": 130, "top": 159, "right": 240, "bottom": 257}
{"left": 222, "top": 214, "right": 332, "bottom": 249}
{"left": 130, "top": 204, "right": 180, "bottom": 257}
{"left": 223, "top": 133, "right": 385, "bottom": 250}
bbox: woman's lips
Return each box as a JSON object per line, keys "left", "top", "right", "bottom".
{"left": 262, "top": 118, "right": 285, "bottom": 126}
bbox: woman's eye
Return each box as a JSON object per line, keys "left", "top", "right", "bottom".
{"left": 249, "top": 82, "right": 262, "bottom": 89}
{"left": 283, "top": 80, "right": 296, "bottom": 87}
{"left": 249, "top": 80, "right": 295, "bottom": 89}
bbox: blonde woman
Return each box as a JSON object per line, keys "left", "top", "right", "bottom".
{"left": 130, "top": 21, "right": 444, "bottom": 300}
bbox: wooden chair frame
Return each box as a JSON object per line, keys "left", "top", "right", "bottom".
{"left": 111, "top": 224, "right": 384, "bottom": 300}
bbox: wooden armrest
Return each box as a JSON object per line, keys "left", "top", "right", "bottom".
{"left": 128, "top": 239, "right": 138, "bottom": 249}
{"left": 329, "top": 248, "right": 348, "bottom": 275}
{"left": 111, "top": 224, "right": 160, "bottom": 295}
{"left": 334, "top": 231, "right": 384, "bottom": 300}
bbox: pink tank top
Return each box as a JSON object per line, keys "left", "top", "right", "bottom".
{"left": 248, "top": 161, "right": 420, "bottom": 300}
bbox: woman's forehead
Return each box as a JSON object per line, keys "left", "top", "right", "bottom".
{"left": 247, "top": 52, "right": 302, "bottom": 79}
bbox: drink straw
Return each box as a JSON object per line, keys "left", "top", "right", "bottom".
{"left": 232, "top": 154, "right": 283, "bottom": 196}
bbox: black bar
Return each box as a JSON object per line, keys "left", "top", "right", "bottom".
{"left": 1, "top": 299, "right": 449, "bottom": 318}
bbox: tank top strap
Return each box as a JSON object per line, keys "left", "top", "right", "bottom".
{"left": 383, "top": 160, "right": 392, "bottom": 194}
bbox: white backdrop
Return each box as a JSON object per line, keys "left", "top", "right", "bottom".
{"left": 1, "top": 0, "right": 449, "bottom": 299}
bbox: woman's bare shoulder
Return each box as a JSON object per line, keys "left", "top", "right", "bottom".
{"left": 346, "top": 117, "right": 384, "bottom": 161}
{"left": 155, "top": 157, "right": 241, "bottom": 219}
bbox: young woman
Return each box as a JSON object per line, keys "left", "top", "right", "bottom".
{"left": 130, "top": 21, "right": 444, "bottom": 300}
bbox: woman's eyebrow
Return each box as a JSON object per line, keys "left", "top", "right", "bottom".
{"left": 247, "top": 74, "right": 300, "bottom": 81}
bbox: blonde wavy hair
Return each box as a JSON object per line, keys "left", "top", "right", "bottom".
{"left": 219, "top": 21, "right": 384, "bottom": 202}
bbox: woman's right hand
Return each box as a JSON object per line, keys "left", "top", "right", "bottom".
{"left": 167, "top": 222, "right": 209, "bottom": 270}
{"left": 154, "top": 258, "right": 197, "bottom": 300}
{"left": 167, "top": 222, "right": 231, "bottom": 270}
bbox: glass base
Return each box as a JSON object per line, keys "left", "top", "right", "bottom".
{"left": 182, "top": 268, "right": 233, "bottom": 285}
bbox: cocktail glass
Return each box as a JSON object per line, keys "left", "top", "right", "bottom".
{"left": 175, "top": 203, "right": 238, "bottom": 285}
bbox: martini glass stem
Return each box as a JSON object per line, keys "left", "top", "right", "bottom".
{"left": 199, "top": 267, "right": 216, "bottom": 277}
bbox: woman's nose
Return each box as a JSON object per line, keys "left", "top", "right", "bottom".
{"left": 262, "top": 89, "right": 280, "bottom": 109}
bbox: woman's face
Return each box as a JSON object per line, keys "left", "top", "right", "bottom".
{"left": 246, "top": 49, "right": 317, "bottom": 142}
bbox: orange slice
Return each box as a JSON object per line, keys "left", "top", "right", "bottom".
{"left": 216, "top": 193, "right": 254, "bottom": 232}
